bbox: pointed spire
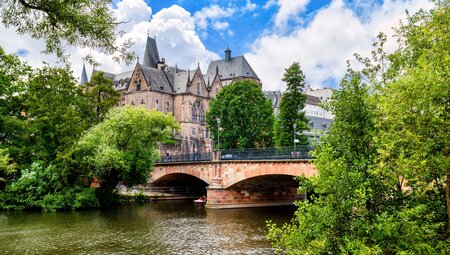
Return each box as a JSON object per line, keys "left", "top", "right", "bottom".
{"left": 215, "top": 65, "right": 219, "bottom": 76}
{"left": 80, "top": 62, "right": 88, "bottom": 85}
{"left": 175, "top": 63, "right": 178, "bottom": 73}
{"left": 143, "top": 35, "right": 160, "bottom": 67}
{"left": 187, "top": 70, "right": 191, "bottom": 83}
{"left": 207, "top": 76, "right": 210, "bottom": 87}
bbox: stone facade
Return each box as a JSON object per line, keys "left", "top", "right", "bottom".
{"left": 90, "top": 36, "right": 260, "bottom": 156}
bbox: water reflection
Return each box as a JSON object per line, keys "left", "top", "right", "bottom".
{"left": 0, "top": 201, "right": 295, "bottom": 255}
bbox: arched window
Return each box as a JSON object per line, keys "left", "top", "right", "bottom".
{"left": 191, "top": 100, "right": 205, "bottom": 123}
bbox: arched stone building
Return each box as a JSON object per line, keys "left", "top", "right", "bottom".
{"left": 85, "top": 36, "right": 260, "bottom": 155}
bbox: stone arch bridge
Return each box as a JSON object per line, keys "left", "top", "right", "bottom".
{"left": 151, "top": 159, "right": 317, "bottom": 209}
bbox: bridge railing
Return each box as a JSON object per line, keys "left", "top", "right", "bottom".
{"left": 156, "top": 146, "right": 314, "bottom": 163}
{"left": 156, "top": 152, "right": 213, "bottom": 163}
{"left": 220, "top": 146, "right": 314, "bottom": 161}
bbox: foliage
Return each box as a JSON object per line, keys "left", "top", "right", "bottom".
{"left": 0, "top": 0, "right": 134, "bottom": 64}
{"left": 374, "top": 1, "right": 450, "bottom": 237}
{"left": 134, "top": 190, "right": 148, "bottom": 204}
{"left": 0, "top": 148, "right": 16, "bottom": 188}
{"left": 83, "top": 71, "right": 121, "bottom": 124}
{"left": 268, "top": 73, "right": 381, "bottom": 254}
{"left": 268, "top": 3, "right": 449, "bottom": 254}
{"left": 206, "top": 80, "right": 274, "bottom": 149}
{"left": 0, "top": 47, "right": 31, "bottom": 169}
{"left": 0, "top": 163, "right": 99, "bottom": 211}
{"left": 1, "top": 50, "right": 94, "bottom": 168}
{"left": 74, "top": 106, "right": 179, "bottom": 206}
{"left": 21, "top": 66, "right": 92, "bottom": 163}
{"left": 274, "top": 62, "right": 309, "bottom": 147}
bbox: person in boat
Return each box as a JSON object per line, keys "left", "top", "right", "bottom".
{"left": 195, "top": 195, "right": 206, "bottom": 202}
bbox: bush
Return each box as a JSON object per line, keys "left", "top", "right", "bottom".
{"left": 73, "top": 188, "right": 100, "bottom": 209}
{"left": 41, "top": 193, "right": 73, "bottom": 211}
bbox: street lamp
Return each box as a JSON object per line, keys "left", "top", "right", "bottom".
{"left": 293, "top": 123, "right": 297, "bottom": 153}
{"left": 217, "top": 117, "right": 221, "bottom": 151}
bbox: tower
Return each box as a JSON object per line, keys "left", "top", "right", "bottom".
{"left": 224, "top": 46, "right": 231, "bottom": 62}
{"left": 80, "top": 62, "right": 88, "bottom": 85}
{"left": 143, "top": 36, "right": 160, "bottom": 68}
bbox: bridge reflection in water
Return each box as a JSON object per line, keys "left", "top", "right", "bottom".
{"left": 150, "top": 146, "right": 317, "bottom": 209}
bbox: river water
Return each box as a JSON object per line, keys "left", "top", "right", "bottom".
{"left": 0, "top": 201, "right": 295, "bottom": 254}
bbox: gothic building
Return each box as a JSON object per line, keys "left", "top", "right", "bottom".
{"left": 83, "top": 36, "right": 260, "bottom": 155}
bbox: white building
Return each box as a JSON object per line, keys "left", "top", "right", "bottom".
{"left": 264, "top": 85, "right": 334, "bottom": 143}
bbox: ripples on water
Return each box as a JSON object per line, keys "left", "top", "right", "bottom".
{"left": 0, "top": 201, "right": 295, "bottom": 254}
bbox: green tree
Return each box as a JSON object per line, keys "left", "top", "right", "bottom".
{"left": 1, "top": 52, "right": 91, "bottom": 167}
{"left": 75, "top": 106, "right": 179, "bottom": 206}
{"left": 0, "top": 148, "right": 16, "bottom": 189}
{"left": 206, "top": 80, "right": 274, "bottom": 149}
{"left": 274, "top": 62, "right": 309, "bottom": 147}
{"left": 0, "top": 47, "right": 31, "bottom": 168}
{"left": 374, "top": 3, "right": 450, "bottom": 238}
{"left": 22, "top": 66, "right": 92, "bottom": 163}
{"left": 1, "top": 162, "right": 99, "bottom": 211}
{"left": 268, "top": 73, "right": 382, "bottom": 254}
{"left": 83, "top": 71, "right": 120, "bottom": 124}
{"left": 0, "top": 0, "right": 134, "bottom": 64}
{"left": 268, "top": 3, "right": 450, "bottom": 254}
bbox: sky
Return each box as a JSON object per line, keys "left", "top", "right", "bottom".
{"left": 0, "top": 0, "right": 433, "bottom": 91}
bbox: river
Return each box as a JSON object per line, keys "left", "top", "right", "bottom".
{"left": 0, "top": 201, "right": 295, "bottom": 254}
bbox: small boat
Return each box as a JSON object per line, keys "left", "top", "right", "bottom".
{"left": 193, "top": 197, "right": 206, "bottom": 203}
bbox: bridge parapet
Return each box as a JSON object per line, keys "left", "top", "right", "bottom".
{"left": 157, "top": 146, "right": 314, "bottom": 164}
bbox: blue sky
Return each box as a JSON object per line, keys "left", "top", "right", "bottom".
{"left": 0, "top": 0, "right": 433, "bottom": 91}
{"left": 143, "top": 0, "right": 335, "bottom": 57}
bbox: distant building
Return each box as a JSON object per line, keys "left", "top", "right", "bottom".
{"left": 263, "top": 91, "right": 281, "bottom": 115}
{"left": 84, "top": 36, "right": 260, "bottom": 155}
{"left": 263, "top": 86, "right": 334, "bottom": 143}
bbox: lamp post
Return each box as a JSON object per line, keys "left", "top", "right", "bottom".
{"left": 293, "top": 123, "right": 297, "bottom": 153}
{"left": 217, "top": 117, "right": 221, "bottom": 151}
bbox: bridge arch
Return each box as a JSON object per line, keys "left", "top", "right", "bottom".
{"left": 227, "top": 174, "right": 298, "bottom": 190}
{"left": 221, "top": 161, "right": 315, "bottom": 189}
{"left": 150, "top": 164, "right": 213, "bottom": 185}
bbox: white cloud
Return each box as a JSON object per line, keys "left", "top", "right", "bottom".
{"left": 274, "top": 0, "right": 310, "bottom": 28}
{"left": 0, "top": 2, "right": 219, "bottom": 82}
{"left": 193, "top": 4, "right": 236, "bottom": 30}
{"left": 243, "top": 0, "right": 257, "bottom": 12}
{"left": 263, "top": 0, "right": 277, "bottom": 9}
{"left": 246, "top": 0, "right": 434, "bottom": 91}
{"left": 113, "top": 0, "right": 152, "bottom": 31}
{"left": 139, "top": 5, "right": 220, "bottom": 70}
{"left": 213, "top": 21, "right": 230, "bottom": 30}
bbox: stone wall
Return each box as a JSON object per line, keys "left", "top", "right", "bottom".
{"left": 206, "top": 186, "right": 302, "bottom": 209}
